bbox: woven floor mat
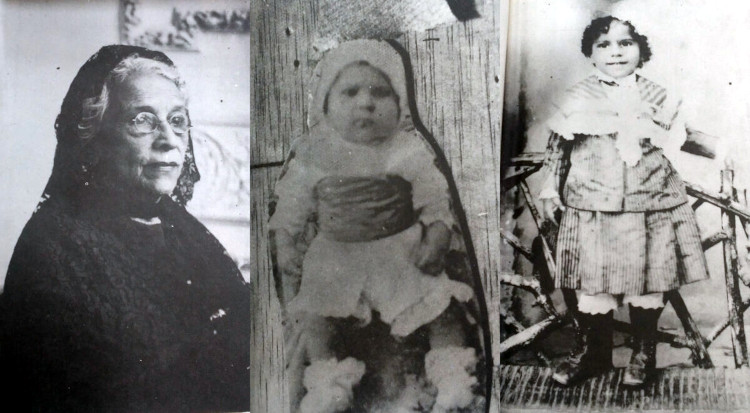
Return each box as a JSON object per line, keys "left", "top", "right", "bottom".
{"left": 496, "top": 364, "right": 750, "bottom": 411}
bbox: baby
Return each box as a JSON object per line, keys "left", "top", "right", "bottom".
{"left": 270, "top": 41, "right": 481, "bottom": 412}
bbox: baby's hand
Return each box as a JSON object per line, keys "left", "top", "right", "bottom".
{"left": 411, "top": 221, "right": 452, "bottom": 275}
{"left": 278, "top": 245, "right": 303, "bottom": 277}
{"left": 274, "top": 229, "right": 304, "bottom": 278}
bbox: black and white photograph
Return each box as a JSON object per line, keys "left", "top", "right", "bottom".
{"left": 269, "top": 39, "right": 491, "bottom": 412}
{"left": 499, "top": 0, "right": 750, "bottom": 411}
{"left": 252, "top": 0, "right": 503, "bottom": 411}
{"left": 0, "top": 1, "right": 251, "bottom": 411}
{"left": 13, "top": 0, "right": 750, "bottom": 412}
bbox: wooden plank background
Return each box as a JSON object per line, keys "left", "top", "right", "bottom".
{"left": 251, "top": 1, "right": 507, "bottom": 411}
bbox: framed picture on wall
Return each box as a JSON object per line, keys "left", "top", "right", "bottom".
{"left": 119, "top": 0, "right": 250, "bottom": 51}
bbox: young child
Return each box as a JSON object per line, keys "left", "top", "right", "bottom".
{"left": 270, "top": 40, "right": 483, "bottom": 412}
{"left": 539, "top": 16, "right": 709, "bottom": 387}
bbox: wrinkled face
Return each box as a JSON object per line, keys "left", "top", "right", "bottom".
{"left": 590, "top": 20, "right": 641, "bottom": 79}
{"left": 103, "top": 72, "right": 189, "bottom": 198}
{"left": 325, "top": 64, "right": 400, "bottom": 146}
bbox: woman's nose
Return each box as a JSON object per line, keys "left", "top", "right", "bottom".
{"left": 153, "top": 123, "right": 182, "bottom": 151}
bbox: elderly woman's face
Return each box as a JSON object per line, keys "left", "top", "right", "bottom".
{"left": 104, "top": 72, "right": 189, "bottom": 198}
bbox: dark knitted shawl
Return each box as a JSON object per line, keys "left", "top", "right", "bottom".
{"left": 2, "top": 195, "right": 250, "bottom": 412}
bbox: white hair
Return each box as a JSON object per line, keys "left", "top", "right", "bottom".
{"left": 77, "top": 55, "right": 187, "bottom": 141}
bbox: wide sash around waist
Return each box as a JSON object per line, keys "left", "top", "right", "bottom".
{"left": 314, "top": 174, "right": 416, "bottom": 242}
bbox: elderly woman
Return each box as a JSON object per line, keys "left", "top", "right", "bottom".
{"left": 0, "top": 46, "right": 250, "bottom": 411}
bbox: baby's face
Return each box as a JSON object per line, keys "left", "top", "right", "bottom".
{"left": 326, "top": 64, "right": 400, "bottom": 145}
{"left": 590, "top": 20, "right": 641, "bottom": 79}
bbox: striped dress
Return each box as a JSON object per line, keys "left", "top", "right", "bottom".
{"left": 541, "top": 74, "right": 709, "bottom": 295}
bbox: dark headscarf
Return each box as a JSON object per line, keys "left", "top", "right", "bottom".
{"left": 44, "top": 45, "right": 200, "bottom": 209}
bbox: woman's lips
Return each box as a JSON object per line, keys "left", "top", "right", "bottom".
{"left": 144, "top": 162, "right": 180, "bottom": 174}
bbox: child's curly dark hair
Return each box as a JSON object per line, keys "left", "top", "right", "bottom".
{"left": 581, "top": 16, "right": 652, "bottom": 68}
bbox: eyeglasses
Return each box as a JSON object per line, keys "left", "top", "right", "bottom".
{"left": 127, "top": 112, "right": 191, "bottom": 135}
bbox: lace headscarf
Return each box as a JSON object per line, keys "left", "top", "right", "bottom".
{"left": 43, "top": 45, "right": 200, "bottom": 209}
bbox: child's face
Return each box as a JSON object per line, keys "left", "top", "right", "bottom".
{"left": 326, "top": 64, "right": 400, "bottom": 145}
{"left": 590, "top": 20, "right": 641, "bottom": 79}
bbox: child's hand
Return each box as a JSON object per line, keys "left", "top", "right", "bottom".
{"left": 412, "top": 221, "right": 452, "bottom": 275}
{"left": 543, "top": 197, "right": 565, "bottom": 225}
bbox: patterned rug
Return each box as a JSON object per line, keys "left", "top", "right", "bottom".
{"left": 496, "top": 364, "right": 750, "bottom": 411}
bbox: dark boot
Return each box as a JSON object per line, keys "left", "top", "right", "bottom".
{"left": 552, "top": 311, "right": 613, "bottom": 386}
{"left": 623, "top": 305, "right": 663, "bottom": 386}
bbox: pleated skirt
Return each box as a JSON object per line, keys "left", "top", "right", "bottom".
{"left": 555, "top": 202, "right": 709, "bottom": 295}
